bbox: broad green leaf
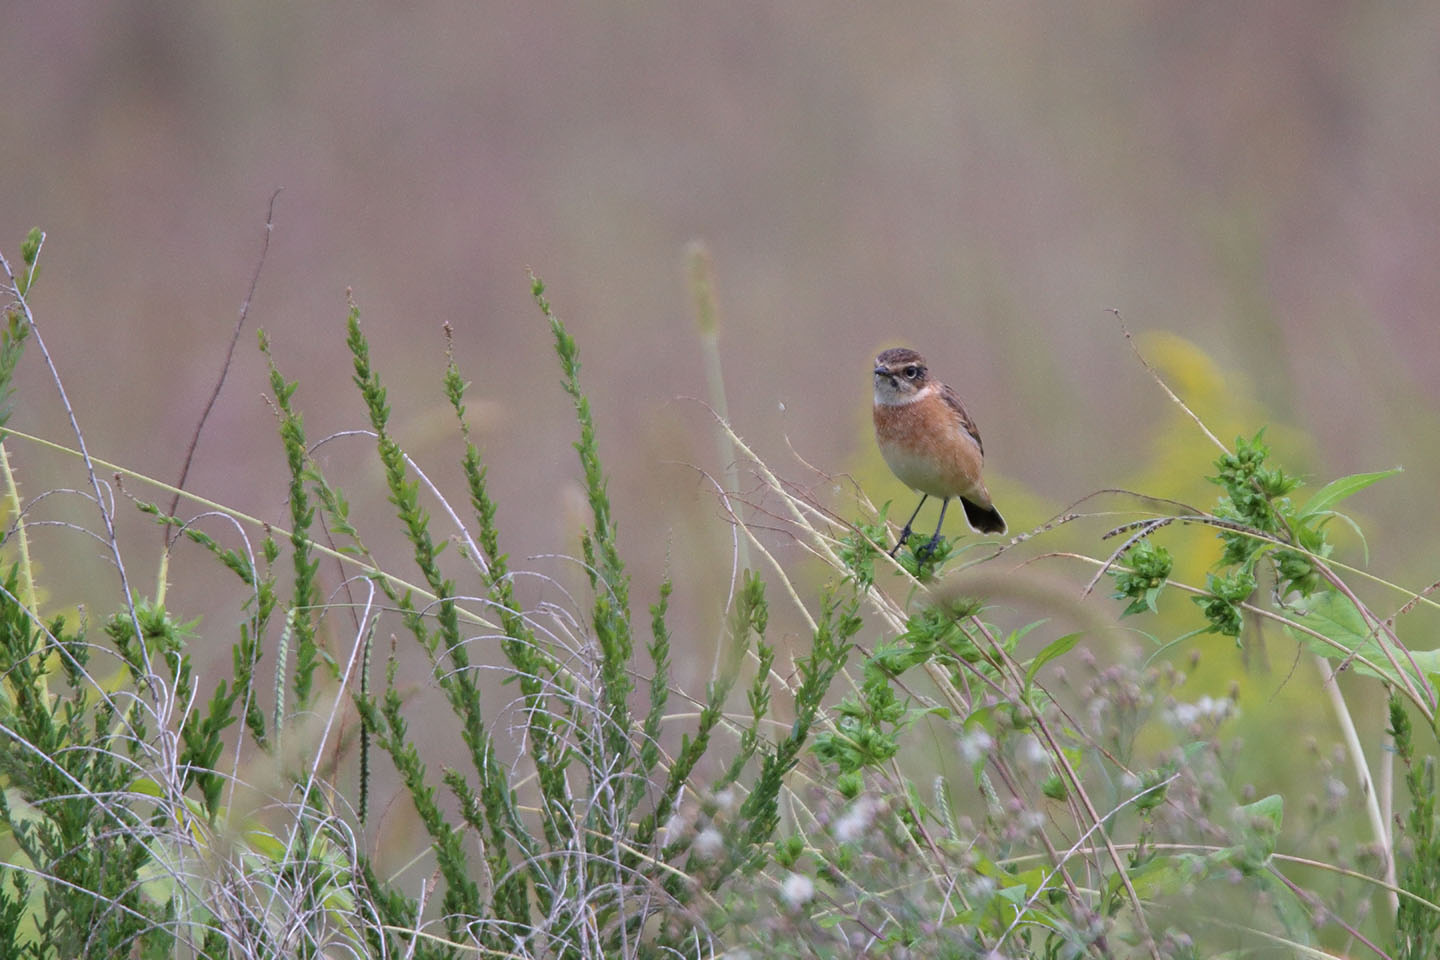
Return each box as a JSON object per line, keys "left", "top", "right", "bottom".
{"left": 1222, "top": 794, "right": 1285, "bottom": 879}
{"left": 1025, "top": 632, "right": 1083, "bottom": 688}
{"left": 1266, "top": 873, "right": 1317, "bottom": 943}
{"left": 965, "top": 705, "right": 995, "bottom": 734}
{"left": 1289, "top": 589, "right": 1372, "bottom": 666}
{"left": 1289, "top": 590, "right": 1439, "bottom": 687}
{"left": 127, "top": 776, "right": 164, "bottom": 798}
{"left": 246, "top": 828, "right": 288, "bottom": 861}
{"left": 904, "top": 704, "right": 952, "bottom": 724}
{"left": 1239, "top": 793, "right": 1283, "bottom": 834}
{"left": 997, "top": 883, "right": 1029, "bottom": 906}
{"left": 1295, "top": 467, "right": 1401, "bottom": 521}
{"left": 1405, "top": 646, "right": 1440, "bottom": 681}
{"left": 1126, "top": 856, "right": 1192, "bottom": 899}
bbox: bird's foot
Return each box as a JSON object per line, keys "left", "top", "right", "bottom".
{"left": 917, "top": 533, "right": 945, "bottom": 561}
{"left": 888, "top": 524, "right": 913, "bottom": 558}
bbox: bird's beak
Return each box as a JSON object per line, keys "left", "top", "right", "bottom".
{"left": 873, "top": 366, "right": 888, "bottom": 378}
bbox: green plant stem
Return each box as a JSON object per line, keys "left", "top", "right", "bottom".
{"left": 1314, "top": 652, "right": 1398, "bottom": 920}
{"left": 0, "top": 441, "right": 36, "bottom": 614}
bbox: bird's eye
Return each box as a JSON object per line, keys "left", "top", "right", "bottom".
{"left": 903, "top": 365, "right": 919, "bottom": 379}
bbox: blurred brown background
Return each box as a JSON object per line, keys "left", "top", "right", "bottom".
{"left": 2, "top": 4, "right": 1438, "bottom": 720}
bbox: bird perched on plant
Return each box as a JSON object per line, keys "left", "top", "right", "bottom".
{"left": 872, "top": 347, "right": 1006, "bottom": 557}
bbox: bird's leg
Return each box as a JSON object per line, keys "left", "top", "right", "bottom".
{"left": 919, "top": 498, "right": 951, "bottom": 559}
{"left": 889, "top": 495, "right": 929, "bottom": 557}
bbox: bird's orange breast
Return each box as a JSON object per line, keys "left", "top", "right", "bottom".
{"left": 874, "top": 396, "right": 989, "bottom": 503}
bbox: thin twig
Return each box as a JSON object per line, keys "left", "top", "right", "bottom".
{"left": 166, "top": 188, "right": 282, "bottom": 545}
{"left": 1110, "top": 307, "right": 1229, "bottom": 452}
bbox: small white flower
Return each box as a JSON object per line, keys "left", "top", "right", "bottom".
{"left": 1166, "top": 694, "right": 1236, "bottom": 730}
{"left": 780, "top": 871, "right": 814, "bottom": 909}
{"left": 660, "top": 812, "right": 686, "bottom": 847}
{"left": 713, "top": 787, "right": 738, "bottom": 812}
{"left": 1087, "top": 697, "right": 1110, "bottom": 735}
{"left": 1019, "top": 734, "right": 1049, "bottom": 768}
{"left": 834, "top": 795, "right": 879, "bottom": 843}
{"left": 1019, "top": 810, "right": 1046, "bottom": 833}
{"left": 1169, "top": 702, "right": 1198, "bottom": 728}
{"left": 1200, "top": 695, "right": 1235, "bottom": 721}
{"left": 1325, "top": 777, "right": 1348, "bottom": 803}
{"left": 958, "top": 729, "right": 994, "bottom": 765}
{"left": 693, "top": 826, "right": 724, "bottom": 861}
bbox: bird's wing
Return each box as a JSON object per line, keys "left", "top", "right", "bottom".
{"left": 939, "top": 383, "right": 984, "bottom": 455}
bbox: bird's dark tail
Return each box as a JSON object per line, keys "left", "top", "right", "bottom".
{"left": 962, "top": 498, "right": 1007, "bottom": 535}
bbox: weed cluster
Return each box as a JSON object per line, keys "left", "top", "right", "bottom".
{"left": 0, "top": 229, "right": 1435, "bottom": 958}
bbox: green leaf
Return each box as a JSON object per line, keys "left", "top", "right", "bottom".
{"left": 20, "top": 227, "right": 42, "bottom": 266}
{"left": 1287, "top": 590, "right": 1440, "bottom": 687}
{"left": 1239, "top": 793, "right": 1283, "bottom": 835}
{"left": 1125, "top": 857, "right": 1190, "bottom": 900}
{"left": 997, "top": 883, "right": 1029, "bottom": 906}
{"left": 1025, "top": 632, "right": 1083, "bottom": 688}
{"left": 1295, "top": 467, "right": 1401, "bottom": 521}
{"left": 127, "top": 776, "right": 164, "bottom": 799}
{"left": 1041, "top": 774, "right": 1067, "bottom": 800}
{"left": 1220, "top": 794, "right": 1284, "bottom": 876}
{"left": 1404, "top": 646, "right": 1440, "bottom": 682}
{"left": 1264, "top": 872, "right": 1317, "bottom": 942}
{"left": 965, "top": 705, "right": 995, "bottom": 735}
{"left": 246, "top": 828, "right": 289, "bottom": 861}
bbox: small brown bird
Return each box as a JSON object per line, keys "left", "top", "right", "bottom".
{"left": 872, "top": 347, "right": 1006, "bottom": 557}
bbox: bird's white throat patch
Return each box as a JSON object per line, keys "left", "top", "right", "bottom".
{"left": 874, "top": 381, "right": 935, "bottom": 407}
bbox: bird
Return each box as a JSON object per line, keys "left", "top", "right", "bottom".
{"left": 872, "top": 347, "right": 1006, "bottom": 558}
